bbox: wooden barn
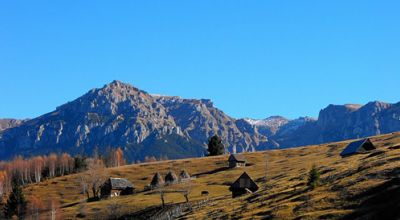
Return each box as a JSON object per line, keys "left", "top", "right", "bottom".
{"left": 228, "top": 154, "right": 247, "bottom": 168}
{"left": 229, "top": 172, "right": 259, "bottom": 198}
{"left": 150, "top": 172, "right": 165, "bottom": 188}
{"left": 340, "top": 138, "right": 376, "bottom": 157}
{"left": 100, "top": 178, "right": 135, "bottom": 198}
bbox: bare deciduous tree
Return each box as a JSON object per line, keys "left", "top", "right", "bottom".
{"left": 0, "top": 171, "right": 6, "bottom": 196}
{"left": 48, "top": 198, "right": 61, "bottom": 220}
{"left": 114, "top": 148, "right": 125, "bottom": 167}
{"left": 60, "top": 153, "right": 71, "bottom": 176}
{"left": 77, "top": 175, "right": 90, "bottom": 199}
{"left": 48, "top": 154, "right": 58, "bottom": 178}
{"left": 79, "top": 159, "right": 108, "bottom": 199}
{"left": 28, "top": 195, "right": 44, "bottom": 220}
{"left": 159, "top": 188, "right": 165, "bottom": 208}
{"left": 105, "top": 147, "right": 125, "bottom": 168}
{"left": 32, "top": 156, "right": 44, "bottom": 183}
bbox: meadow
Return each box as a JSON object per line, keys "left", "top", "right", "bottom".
{"left": 24, "top": 132, "right": 400, "bottom": 219}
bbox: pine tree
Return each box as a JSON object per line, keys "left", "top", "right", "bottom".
{"left": 3, "top": 176, "right": 27, "bottom": 219}
{"left": 307, "top": 165, "right": 320, "bottom": 190}
{"left": 74, "top": 156, "right": 87, "bottom": 172}
{"left": 0, "top": 197, "right": 5, "bottom": 219}
{"left": 207, "top": 135, "right": 225, "bottom": 156}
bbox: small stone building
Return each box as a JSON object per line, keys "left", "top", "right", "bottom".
{"left": 150, "top": 172, "right": 165, "bottom": 188}
{"left": 229, "top": 172, "right": 259, "bottom": 198}
{"left": 165, "top": 171, "right": 178, "bottom": 184}
{"left": 340, "top": 138, "right": 376, "bottom": 157}
{"left": 100, "top": 178, "right": 135, "bottom": 198}
{"left": 228, "top": 154, "right": 247, "bottom": 168}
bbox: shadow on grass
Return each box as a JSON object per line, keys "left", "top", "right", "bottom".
{"left": 365, "top": 150, "right": 385, "bottom": 158}
{"left": 341, "top": 177, "right": 400, "bottom": 220}
{"left": 194, "top": 166, "right": 231, "bottom": 177}
{"left": 388, "top": 145, "right": 400, "bottom": 150}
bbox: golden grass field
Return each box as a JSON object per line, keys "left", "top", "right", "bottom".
{"left": 24, "top": 132, "right": 400, "bottom": 219}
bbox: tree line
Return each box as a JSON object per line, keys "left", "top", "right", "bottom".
{"left": 0, "top": 147, "right": 126, "bottom": 219}
{"left": 0, "top": 147, "right": 126, "bottom": 196}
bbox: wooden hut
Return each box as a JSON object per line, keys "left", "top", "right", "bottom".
{"left": 229, "top": 172, "right": 259, "bottom": 198}
{"left": 150, "top": 172, "right": 165, "bottom": 188}
{"left": 228, "top": 154, "right": 247, "bottom": 168}
{"left": 179, "top": 170, "right": 191, "bottom": 182}
{"left": 100, "top": 178, "right": 134, "bottom": 198}
{"left": 165, "top": 171, "right": 178, "bottom": 184}
{"left": 340, "top": 138, "right": 376, "bottom": 157}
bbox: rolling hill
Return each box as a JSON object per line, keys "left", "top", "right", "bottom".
{"left": 22, "top": 132, "right": 400, "bottom": 219}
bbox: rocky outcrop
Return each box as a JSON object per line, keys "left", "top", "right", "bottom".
{"left": 0, "top": 119, "right": 26, "bottom": 132}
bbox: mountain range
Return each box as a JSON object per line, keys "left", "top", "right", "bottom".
{"left": 1, "top": 80, "right": 400, "bottom": 162}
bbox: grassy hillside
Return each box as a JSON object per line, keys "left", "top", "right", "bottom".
{"left": 24, "top": 132, "right": 400, "bottom": 219}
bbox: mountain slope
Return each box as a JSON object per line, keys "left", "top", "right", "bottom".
{"left": 23, "top": 132, "right": 400, "bottom": 219}
{"left": 0, "top": 81, "right": 267, "bottom": 161}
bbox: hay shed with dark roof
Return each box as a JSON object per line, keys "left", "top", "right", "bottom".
{"left": 340, "top": 138, "right": 376, "bottom": 157}
{"left": 179, "top": 170, "right": 191, "bottom": 181}
{"left": 228, "top": 154, "right": 247, "bottom": 168}
{"left": 229, "top": 172, "right": 259, "bottom": 198}
{"left": 165, "top": 171, "right": 178, "bottom": 184}
{"left": 150, "top": 172, "right": 165, "bottom": 188}
{"left": 100, "top": 177, "right": 135, "bottom": 198}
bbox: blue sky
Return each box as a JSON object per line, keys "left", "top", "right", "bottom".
{"left": 0, "top": 1, "right": 399, "bottom": 120}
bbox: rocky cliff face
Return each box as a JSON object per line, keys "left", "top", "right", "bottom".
{"left": 0, "top": 81, "right": 267, "bottom": 161}
{"left": 251, "top": 101, "right": 400, "bottom": 148}
{"left": 244, "top": 116, "right": 290, "bottom": 136}
{"left": 317, "top": 101, "right": 396, "bottom": 142}
{"left": 0, "top": 119, "right": 25, "bottom": 132}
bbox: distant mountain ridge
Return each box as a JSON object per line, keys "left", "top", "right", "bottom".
{"left": 246, "top": 101, "right": 400, "bottom": 148}
{"left": 1, "top": 80, "right": 400, "bottom": 161}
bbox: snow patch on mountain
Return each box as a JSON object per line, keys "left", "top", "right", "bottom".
{"left": 244, "top": 116, "right": 289, "bottom": 128}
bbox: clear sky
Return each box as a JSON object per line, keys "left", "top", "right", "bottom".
{"left": 1, "top": 1, "right": 399, "bottom": 120}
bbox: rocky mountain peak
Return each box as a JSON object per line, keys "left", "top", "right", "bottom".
{"left": 97, "top": 80, "right": 147, "bottom": 102}
{"left": 0, "top": 80, "right": 267, "bottom": 161}
{"left": 102, "top": 80, "right": 141, "bottom": 92}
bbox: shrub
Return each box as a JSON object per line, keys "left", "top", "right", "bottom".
{"left": 307, "top": 165, "right": 320, "bottom": 190}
